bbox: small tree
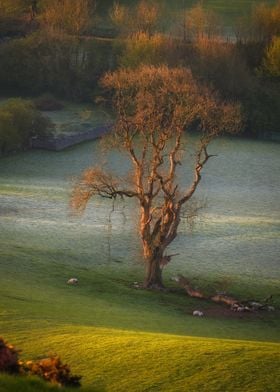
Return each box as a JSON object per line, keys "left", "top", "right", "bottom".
{"left": 236, "top": 1, "right": 280, "bottom": 44}
{"left": 251, "top": 1, "right": 280, "bottom": 43}
{"left": 40, "top": 0, "right": 96, "bottom": 36}
{"left": 119, "top": 32, "right": 167, "bottom": 69}
{"left": 184, "top": 3, "right": 223, "bottom": 41}
{"left": 0, "top": 98, "right": 52, "bottom": 154}
{"left": 110, "top": 0, "right": 161, "bottom": 38}
{"left": 261, "top": 36, "right": 280, "bottom": 78}
{"left": 71, "top": 66, "right": 241, "bottom": 289}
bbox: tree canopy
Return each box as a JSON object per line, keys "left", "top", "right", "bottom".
{"left": 71, "top": 65, "right": 241, "bottom": 288}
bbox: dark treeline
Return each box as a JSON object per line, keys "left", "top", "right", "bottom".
{"left": 0, "top": 0, "right": 279, "bottom": 139}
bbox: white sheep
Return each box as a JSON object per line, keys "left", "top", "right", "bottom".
{"left": 267, "top": 306, "right": 275, "bottom": 312}
{"left": 193, "top": 310, "right": 204, "bottom": 317}
{"left": 67, "top": 278, "right": 78, "bottom": 285}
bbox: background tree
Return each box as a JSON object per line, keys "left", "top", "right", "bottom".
{"left": 40, "top": 0, "right": 96, "bottom": 36}
{"left": 71, "top": 66, "right": 241, "bottom": 288}
{"left": 184, "top": 2, "right": 223, "bottom": 41}
{"left": 0, "top": 30, "right": 115, "bottom": 100}
{"left": 251, "top": 1, "right": 280, "bottom": 43}
{"left": 0, "top": 0, "right": 38, "bottom": 37}
{"left": 235, "top": 1, "right": 280, "bottom": 44}
{"left": 261, "top": 36, "right": 280, "bottom": 78}
{"left": 110, "top": 0, "right": 161, "bottom": 38}
{"left": 119, "top": 32, "right": 167, "bottom": 69}
{"left": 0, "top": 0, "right": 26, "bottom": 18}
{"left": 191, "top": 36, "right": 253, "bottom": 99}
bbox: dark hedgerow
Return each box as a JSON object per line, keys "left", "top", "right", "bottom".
{"left": 0, "top": 337, "right": 82, "bottom": 388}
{"left": 0, "top": 338, "right": 20, "bottom": 375}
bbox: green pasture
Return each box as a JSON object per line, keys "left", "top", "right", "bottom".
{"left": 0, "top": 252, "right": 279, "bottom": 391}
{"left": 0, "top": 139, "right": 279, "bottom": 391}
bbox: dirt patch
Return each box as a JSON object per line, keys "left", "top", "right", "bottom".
{"left": 188, "top": 304, "right": 277, "bottom": 320}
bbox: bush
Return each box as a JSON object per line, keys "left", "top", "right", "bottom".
{"left": 0, "top": 337, "right": 20, "bottom": 374}
{"left": 0, "top": 98, "right": 53, "bottom": 154}
{"left": 119, "top": 32, "right": 167, "bottom": 69}
{"left": 0, "top": 337, "right": 82, "bottom": 388}
{"left": 262, "top": 36, "right": 280, "bottom": 78}
{"left": 22, "top": 356, "right": 81, "bottom": 388}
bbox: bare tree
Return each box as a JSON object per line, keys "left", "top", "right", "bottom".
{"left": 40, "top": 0, "right": 96, "bottom": 36}
{"left": 184, "top": 2, "right": 223, "bottom": 41}
{"left": 71, "top": 66, "right": 241, "bottom": 289}
{"left": 235, "top": 1, "right": 280, "bottom": 44}
{"left": 110, "top": 0, "right": 161, "bottom": 38}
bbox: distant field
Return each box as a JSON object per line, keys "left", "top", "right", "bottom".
{"left": 98, "top": 0, "right": 277, "bottom": 23}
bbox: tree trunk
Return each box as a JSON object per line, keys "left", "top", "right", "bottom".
{"left": 144, "top": 248, "right": 164, "bottom": 289}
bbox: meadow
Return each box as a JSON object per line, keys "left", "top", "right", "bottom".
{"left": 0, "top": 135, "right": 279, "bottom": 391}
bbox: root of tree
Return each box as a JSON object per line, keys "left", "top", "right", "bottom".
{"left": 172, "top": 275, "right": 275, "bottom": 312}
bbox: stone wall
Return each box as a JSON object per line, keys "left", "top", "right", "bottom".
{"left": 31, "top": 125, "right": 112, "bottom": 151}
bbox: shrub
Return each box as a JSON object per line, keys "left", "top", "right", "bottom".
{"left": 262, "top": 36, "right": 280, "bottom": 78}
{"left": 0, "top": 98, "right": 53, "bottom": 154}
{"left": 0, "top": 337, "right": 20, "bottom": 374}
{"left": 0, "top": 337, "right": 82, "bottom": 388}
{"left": 22, "top": 356, "right": 81, "bottom": 388}
{"left": 119, "top": 32, "right": 167, "bottom": 69}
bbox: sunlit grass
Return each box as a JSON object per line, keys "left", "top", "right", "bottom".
{"left": 2, "top": 326, "right": 280, "bottom": 391}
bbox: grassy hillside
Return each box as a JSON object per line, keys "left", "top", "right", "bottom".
{"left": 0, "top": 375, "right": 86, "bottom": 392}
{"left": 1, "top": 331, "right": 280, "bottom": 392}
{"left": 1, "top": 241, "right": 280, "bottom": 390}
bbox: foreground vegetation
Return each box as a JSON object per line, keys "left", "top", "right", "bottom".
{"left": 1, "top": 331, "right": 280, "bottom": 392}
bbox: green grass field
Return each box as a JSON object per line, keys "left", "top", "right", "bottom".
{"left": 0, "top": 139, "right": 279, "bottom": 391}
{"left": 1, "top": 255, "right": 280, "bottom": 392}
